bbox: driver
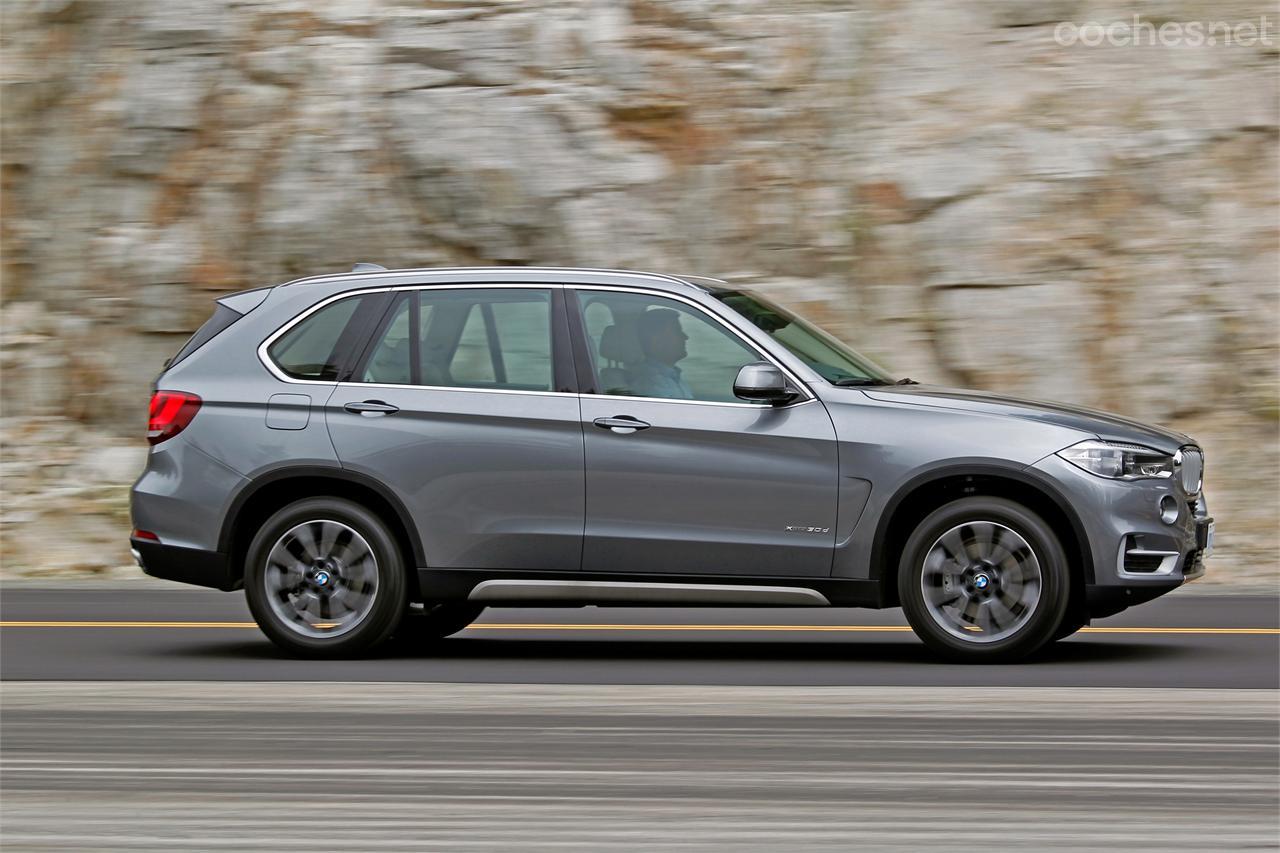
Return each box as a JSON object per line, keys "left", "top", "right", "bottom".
{"left": 629, "top": 308, "right": 694, "bottom": 400}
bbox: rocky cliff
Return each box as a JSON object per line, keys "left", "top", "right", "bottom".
{"left": 1, "top": 0, "right": 1276, "bottom": 584}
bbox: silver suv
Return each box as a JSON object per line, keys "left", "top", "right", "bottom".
{"left": 131, "top": 266, "right": 1213, "bottom": 661}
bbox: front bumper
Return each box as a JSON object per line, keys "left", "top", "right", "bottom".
{"left": 132, "top": 538, "right": 238, "bottom": 591}
{"left": 1030, "top": 453, "right": 1211, "bottom": 618}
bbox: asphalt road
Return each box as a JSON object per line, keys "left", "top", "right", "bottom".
{"left": 2, "top": 682, "right": 1277, "bottom": 851}
{"left": 1, "top": 587, "right": 1276, "bottom": 687}
{"left": 2, "top": 587, "right": 1277, "bottom": 850}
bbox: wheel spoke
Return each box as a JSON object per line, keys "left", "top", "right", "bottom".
{"left": 939, "top": 528, "right": 967, "bottom": 564}
{"left": 989, "top": 524, "right": 1008, "bottom": 558}
{"left": 294, "top": 523, "right": 323, "bottom": 561}
{"left": 316, "top": 522, "right": 342, "bottom": 560}
{"left": 968, "top": 522, "right": 997, "bottom": 561}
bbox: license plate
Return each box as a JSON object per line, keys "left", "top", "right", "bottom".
{"left": 1196, "top": 518, "right": 1214, "bottom": 556}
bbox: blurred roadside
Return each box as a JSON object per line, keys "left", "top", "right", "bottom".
{"left": 1, "top": 1, "right": 1276, "bottom": 586}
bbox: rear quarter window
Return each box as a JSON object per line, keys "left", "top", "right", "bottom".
{"left": 169, "top": 304, "right": 244, "bottom": 369}
{"left": 267, "top": 295, "right": 370, "bottom": 381}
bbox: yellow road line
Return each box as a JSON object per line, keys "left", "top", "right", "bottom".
{"left": 0, "top": 621, "right": 257, "bottom": 629}
{"left": 0, "top": 621, "right": 1276, "bottom": 635}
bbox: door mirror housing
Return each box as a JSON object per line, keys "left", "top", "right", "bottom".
{"left": 734, "top": 362, "right": 798, "bottom": 405}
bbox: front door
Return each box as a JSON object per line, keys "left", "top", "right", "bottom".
{"left": 570, "top": 288, "right": 838, "bottom": 577}
{"left": 326, "top": 285, "right": 584, "bottom": 571}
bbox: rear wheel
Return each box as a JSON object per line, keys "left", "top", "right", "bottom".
{"left": 244, "top": 497, "right": 407, "bottom": 658}
{"left": 898, "top": 497, "right": 1069, "bottom": 663}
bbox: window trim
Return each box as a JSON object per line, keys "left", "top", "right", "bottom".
{"left": 566, "top": 285, "right": 815, "bottom": 409}
{"left": 259, "top": 282, "right": 814, "bottom": 407}
{"left": 262, "top": 292, "right": 381, "bottom": 383}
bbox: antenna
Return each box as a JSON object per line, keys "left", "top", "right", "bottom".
{"left": 351, "top": 262, "right": 387, "bottom": 272}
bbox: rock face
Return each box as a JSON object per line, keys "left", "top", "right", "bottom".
{"left": 1, "top": 0, "right": 1276, "bottom": 584}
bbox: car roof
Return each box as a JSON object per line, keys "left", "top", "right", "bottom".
{"left": 276, "top": 266, "right": 726, "bottom": 295}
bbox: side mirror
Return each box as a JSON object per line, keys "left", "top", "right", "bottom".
{"left": 734, "top": 362, "right": 798, "bottom": 405}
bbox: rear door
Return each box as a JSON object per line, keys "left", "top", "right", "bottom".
{"left": 325, "top": 285, "right": 585, "bottom": 571}
{"left": 570, "top": 287, "right": 839, "bottom": 577}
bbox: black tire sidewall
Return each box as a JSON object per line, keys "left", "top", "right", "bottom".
{"left": 245, "top": 497, "right": 407, "bottom": 658}
{"left": 897, "top": 496, "right": 1069, "bottom": 662}
{"left": 396, "top": 603, "right": 485, "bottom": 642}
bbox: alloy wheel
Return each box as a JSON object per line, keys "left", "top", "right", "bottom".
{"left": 263, "top": 519, "right": 380, "bottom": 639}
{"left": 919, "top": 520, "right": 1043, "bottom": 644}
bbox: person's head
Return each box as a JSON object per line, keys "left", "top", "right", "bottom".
{"left": 637, "top": 308, "right": 688, "bottom": 366}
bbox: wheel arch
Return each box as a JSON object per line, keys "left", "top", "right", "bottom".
{"left": 870, "top": 462, "right": 1092, "bottom": 608}
{"left": 219, "top": 465, "right": 425, "bottom": 591}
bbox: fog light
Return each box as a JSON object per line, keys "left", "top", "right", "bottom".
{"left": 1158, "top": 494, "right": 1179, "bottom": 525}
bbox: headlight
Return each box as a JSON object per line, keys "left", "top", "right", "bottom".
{"left": 1056, "top": 440, "right": 1175, "bottom": 480}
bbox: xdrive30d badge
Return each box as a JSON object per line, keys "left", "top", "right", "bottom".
{"left": 132, "top": 265, "right": 1213, "bottom": 661}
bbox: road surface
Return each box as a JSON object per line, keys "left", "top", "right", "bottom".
{"left": 2, "top": 587, "right": 1276, "bottom": 850}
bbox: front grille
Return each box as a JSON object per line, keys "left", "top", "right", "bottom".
{"left": 1180, "top": 447, "right": 1203, "bottom": 496}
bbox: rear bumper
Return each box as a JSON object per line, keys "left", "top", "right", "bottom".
{"left": 132, "top": 539, "right": 238, "bottom": 591}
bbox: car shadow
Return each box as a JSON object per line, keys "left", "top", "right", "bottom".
{"left": 170, "top": 634, "right": 1185, "bottom": 667}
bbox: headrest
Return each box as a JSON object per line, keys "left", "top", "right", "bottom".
{"left": 599, "top": 322, "right": 644, "bottom": 364}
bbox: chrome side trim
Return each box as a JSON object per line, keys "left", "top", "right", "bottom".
{"left": 259, "top": 282, "right": 816, "bottom": 409}
{"left": 581, "top": 392, "right": 814, "bottom": 410}
{"left": 467, "top": 579, "right": 831, "bottom": 606}
{"left": 336, "top": 381, "right": 576, "bottom": 399}
{"left": 257, "top": 283, "right": 558, "bottom": 386}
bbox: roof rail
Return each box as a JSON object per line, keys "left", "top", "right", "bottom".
{"left": 278, "top": 266, "right": 700, "bottom": 291}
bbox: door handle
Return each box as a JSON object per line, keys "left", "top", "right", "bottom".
{"left": 593, "top": 415, "right": 650, "bottom": 434}
{"left": 344, "top": 400, "right": 400, "bottom": 416}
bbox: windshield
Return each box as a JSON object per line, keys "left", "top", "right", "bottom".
{"left": 711, "top": 289, "right": 895, "bottom": 385}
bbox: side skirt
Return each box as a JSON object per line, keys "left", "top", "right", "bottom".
{"left": 417, "top": 569, "right": 887, "bottom": 608}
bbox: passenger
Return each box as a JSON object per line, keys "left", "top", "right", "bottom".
{"left": 630, "top": 308, "right": 694, "bottom": 400}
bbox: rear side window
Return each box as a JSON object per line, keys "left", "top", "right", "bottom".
{"left": 268, "top": 296, "right": 369, "bottom": 380}
{"left": 358, "top": 288, "right": 553, "bottom": 391}
{"left": 169, "top": 304, "right": 243, "bottom": 369}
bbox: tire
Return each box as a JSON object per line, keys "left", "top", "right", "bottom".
{"left": 897, "top": 496, "right": 1069, "bottom": 663}
{"left": 394, "top": 603, "right": 485, "bottom": 643}
{"left": 1052, "top": 615, "right": 1087, "bottom": 642}
{"left": 244, "top": 497, "right": 407, "bottom": 658}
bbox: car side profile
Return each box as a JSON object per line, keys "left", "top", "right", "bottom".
{"left": 131, "top": 266, "right": 1213, "bottom": 662}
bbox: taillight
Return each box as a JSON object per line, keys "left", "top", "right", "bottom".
{"left": 148, "top": 391, "right": 202, "bottom": 445}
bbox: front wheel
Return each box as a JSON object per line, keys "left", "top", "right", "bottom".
{"left": 244, "top": 497, "right": 407, "bottom": 658}
{"left": 898, "top": 497, "right": 1069, "bottom": 663}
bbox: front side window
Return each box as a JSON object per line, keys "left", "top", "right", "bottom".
{"left": 711, "top": 289, "right": 894, "bottom": 386}
{"left": 267, "top": 295, "right": 368, "bottom": 380}
{"left": 359, "top": 288, "right": 554, "bottom": 391}
{"left": 576, "top": 290, "right": 765, "bottom": 403}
